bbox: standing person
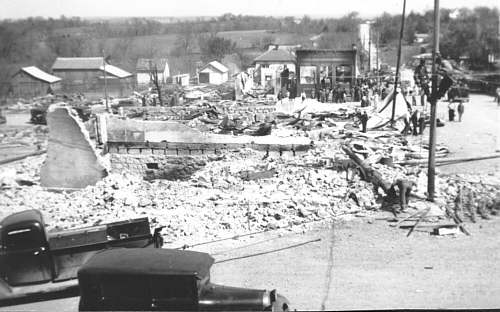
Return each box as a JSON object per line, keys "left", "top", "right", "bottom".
{"left": 289, "top": 75, "right": 297, "bottom": 99}
{"left": 280, "top": 65, "right": 290, "bottom": 90}
{"left": 414, "top": 59, "right": 430, "bottom": 99}
{"left": 457, "top": 101, "right": 464, "bottom": 122}
{"left": 410, "top": 109, "right": 419, "bottom": 135}
{"left": 360, "top": 111, "right": 369, "bottom": 133}
{"left": 327, "top": 88, "right": 333, "bottom": 103}
{"left": 448, "top": 102, "right": 456, "bottom": 122}
{"left": 354, "top": 85, "right": 361, "bottom": 102}
{"left": 496, "top": 86, "right": 500, "bottom": 105}
{"left": 418, "top": 112, "right": 426, "bottom": 135}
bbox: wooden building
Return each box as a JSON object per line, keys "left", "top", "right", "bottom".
{"left": 295, "top": 48, "right": 358, "bottom": 97}
{"left": 51, "top": 57, "right": 133, "bottom": 99}
{"left": 198, "top": 61, "right": 229, "bottom": 85}
{"left": 11, "top": 66, "right": 61, "bottom": 98}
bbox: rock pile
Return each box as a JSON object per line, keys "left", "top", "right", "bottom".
{"left": 0, "top": 125, "right": 48, "bottom": 148}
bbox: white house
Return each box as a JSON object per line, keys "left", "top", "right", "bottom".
{"left": 253, "top": 48, "right": 296, "bottom": 87}
{"left": 136, "top": 58, "right": 169, "bottom": 86}
{"left": 198, "top": 61, "right": 229, "bottom": 85}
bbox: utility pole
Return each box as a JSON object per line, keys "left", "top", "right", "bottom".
{"left": 391, "top": 0, "right": 407, "bottom": 123}
{"left": 376, "top": 33, "right": 380, "bottom": 88}
{"left": 427, "top": 0, "right": 440, "bottom": 201}
{"left": 368, "top": 23, "right": 372, "bottom": 72}
{"left": 102, "top": 51, "right": 109, "bottom": 112}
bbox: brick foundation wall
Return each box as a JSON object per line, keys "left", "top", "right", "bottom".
{"left": 110, "top": 153, "right": 206, "bottom": 181}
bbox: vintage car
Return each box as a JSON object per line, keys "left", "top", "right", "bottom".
{"left": 0, "top": 209, "right": 163, "bottom": 304}
{"left": 30, "top": 104, "right": 91, "bottom": 125}
{"left": 78, "top": 248, "right": 290, "bottom": 311}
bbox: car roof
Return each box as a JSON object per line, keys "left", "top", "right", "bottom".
{"left": 0, "top": 209, "right": 44, "bottom": 230}
{"left": 79, "top": 248, "right": 214, "bottom": 279}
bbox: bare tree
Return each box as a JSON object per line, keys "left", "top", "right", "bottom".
{"left": 149, "top": 60, "right": 163, "bottom": 106}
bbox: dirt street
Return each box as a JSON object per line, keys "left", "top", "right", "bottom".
{"left": 3, "top": 216, "right": 500, "bottom": 311}
{"left": 1, "top": 94, "right": 499, "bottom": 311}
{"left": 430, "top": 94, "right": 500, "bottom": 174}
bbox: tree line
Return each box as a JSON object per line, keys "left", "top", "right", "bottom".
{"left": 0, "top": 7, "right": 498, "bottom": 97}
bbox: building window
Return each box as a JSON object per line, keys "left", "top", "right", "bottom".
{"left": 300, "top": 66, "right": 317, "bottom": 84}
{"left": 146, "top": 163, "right": 159, "bottom": 170}
{"left": 336, "top": 65, "right": 352, "bottom": 83}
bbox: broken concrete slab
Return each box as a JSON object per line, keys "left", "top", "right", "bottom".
{"left": 40, "top": 104, "right": 107, "bottom": 189}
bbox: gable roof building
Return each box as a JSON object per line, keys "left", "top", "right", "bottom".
{"left": 200, "top": 61, "right": 229, "bottom": 74}
{"left": 52, "top": 57, "right": 132, "bottom": 78}
{"left": 11, "top": 66, "right": 61, "bottom": 97}
{"left": 51, "top": 57, "right": 133, "bottom": 98}
{"left": 198, "top": 61, "right": 229, "bottom": 85}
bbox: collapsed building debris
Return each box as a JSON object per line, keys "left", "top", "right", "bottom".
{"left": 1, "top": 74, "right": 499, "bottom": 244}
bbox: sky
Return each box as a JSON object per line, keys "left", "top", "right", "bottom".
{"left": 0, "top": 0, "right": 498, "bottom": 19}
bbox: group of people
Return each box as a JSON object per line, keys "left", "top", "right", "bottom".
{"left": 448, "top": 101, "right": 465, "bottom": 122}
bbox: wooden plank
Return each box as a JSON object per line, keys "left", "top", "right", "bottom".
{"left": 407, "top": 208, "right": 431, "bottom": 237}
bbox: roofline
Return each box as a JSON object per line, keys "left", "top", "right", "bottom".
{"left": 15, "top": 68, "right": 61, "bottom": 83}
{"left": 199, "top": 60, "right": 228, "bottom": 73}
{"left": 296, "top": 48, "right": 357, "bottom": 53}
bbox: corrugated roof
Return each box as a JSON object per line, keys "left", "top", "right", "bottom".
{"left": 100, "top": 64, "right": 132, "bottom": 78}
{"left": 21, "top": 66, "right": 61, "bottom": 83}
{"left": 136, "top": 58, "right": 168, "bottom": 71}
{"left": 201, "top": 61, "right": 228, "bottom": 73}
{"left": 52, "top": 57, "right": 105, "bottom": 70}
{"left": 254, "top": 49, "right": 296, "bottom": 63}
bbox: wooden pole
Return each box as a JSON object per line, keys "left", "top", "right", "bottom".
{"left": 368, "top": 23, "right": 372, "bottom": 72}
{"left": 376, "top": 34, "right": 380, "bottom": 88}
{"left": 427, "top": 0, "right": 440, "bottom": 201}
{"left": 102, "top": 51, "right": 109, "bottom": 112}
{"left": 391, "top": 0, "right": 407, "bottom": 123}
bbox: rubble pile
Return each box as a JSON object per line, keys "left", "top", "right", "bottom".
{"left": 0, "top": 147, "right": 376, "bottom": 244}
{"left": 1, "top": 87, "right": 498, "bottom": 243}
{"left": 7, "top": 93, "right": 92, "bottom": 111}
{"left": 3, "top": 129, "right": 496, "bottom": 245}
{"left": 0, "top": 125, "right": 48, "bottom": 148}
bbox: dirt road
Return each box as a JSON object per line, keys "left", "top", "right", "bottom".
{"left": 3, "top": 216, "right": 499, "bottom": 311}
{"left": 430, "top": 94, "right": 500, "bottom": 174}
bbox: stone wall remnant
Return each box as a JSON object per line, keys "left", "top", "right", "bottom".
{"left": 40, "top": 104, "right": 107, "bottom": 189}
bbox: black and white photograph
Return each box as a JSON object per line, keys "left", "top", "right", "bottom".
{"left": 0, "top": 0, "right": 499, "bottom": 310}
